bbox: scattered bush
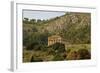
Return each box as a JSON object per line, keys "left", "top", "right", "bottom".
{"left": 49, "top": 43, "right": 66, "bottom": 53}
{"left": 66, "top": 50, "right": 78, "bottom": 60}
{"left": 30, "top": 56, "right": 43, "bottom": 62}
{"left": 66, "top": 49, "right": 91, "bottom": 60}
{"left": 52, "top": 54, "right": 65, "bottom": 61}
{"left": 26, "top": 42, "right": 40, "bottom": 50}
{"left": 66, "top": 49, "right": 71, "bottom": 53}
{"left": 77, "top": 49, "right": 91, "bottom": 59}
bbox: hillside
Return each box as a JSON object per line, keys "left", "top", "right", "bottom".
{"left": 23, "top": 12, "right": 91, "bottom": 46}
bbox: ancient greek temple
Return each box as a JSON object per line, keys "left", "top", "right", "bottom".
{"left": 48, "top": 35, "right": 62, "bottom": 46}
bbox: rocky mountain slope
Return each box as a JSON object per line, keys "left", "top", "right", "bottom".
{"left": 23, "top": 12, "right": 91, "bottom": 46}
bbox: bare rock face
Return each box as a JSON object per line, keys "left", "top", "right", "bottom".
{"left": 69, "top": 14, "right": 79, "bottom": 24}
{"left": 44, "top": 12, "right": 90, "bottom": 34}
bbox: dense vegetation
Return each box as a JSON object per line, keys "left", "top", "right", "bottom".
{"left": 23, "top": 12, "right": 91, "bottom": 62}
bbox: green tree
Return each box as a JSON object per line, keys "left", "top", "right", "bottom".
{"left": 23, "top": 18, "right": 29, "bottom": 24}
{"left": 30, "top": 19, "right": 36, "bottom": 24}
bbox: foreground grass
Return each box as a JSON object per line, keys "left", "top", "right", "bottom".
{"left": 23, "top": 44, "right": 91, "bottom": 62}
{"left": 23, "top": 50, "right": 54, "bottom": 62}
{"left": 66, "top": 44, "right": 91, "bottom": 52}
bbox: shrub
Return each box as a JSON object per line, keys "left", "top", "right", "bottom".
{"left": 49, "top": 43, "right": 66, "bottom": 54}
{"left": 67, "top": 50, "right": 78, "bottom": 60}
{"left": 30, "top": 56, "right": 43, "bottom": 62}
{"left": 77, "top": 49, "right": 91, "bottom": 59}
{"left": 52, "top": 54, "right": 65, "bottom": 61}
{"left": 66, "top": 49, "right": 71, "bottom": 53}
{"left": 26, "top": 42, "right": 40, "bottom": 50}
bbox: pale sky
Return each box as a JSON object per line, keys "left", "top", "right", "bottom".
{"left": 23, "top": 10, "right": 65, "bottom": 20}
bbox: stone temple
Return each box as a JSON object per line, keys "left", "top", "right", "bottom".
{"left": 48, "top": 35, "right": 63, "bottom": 46}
